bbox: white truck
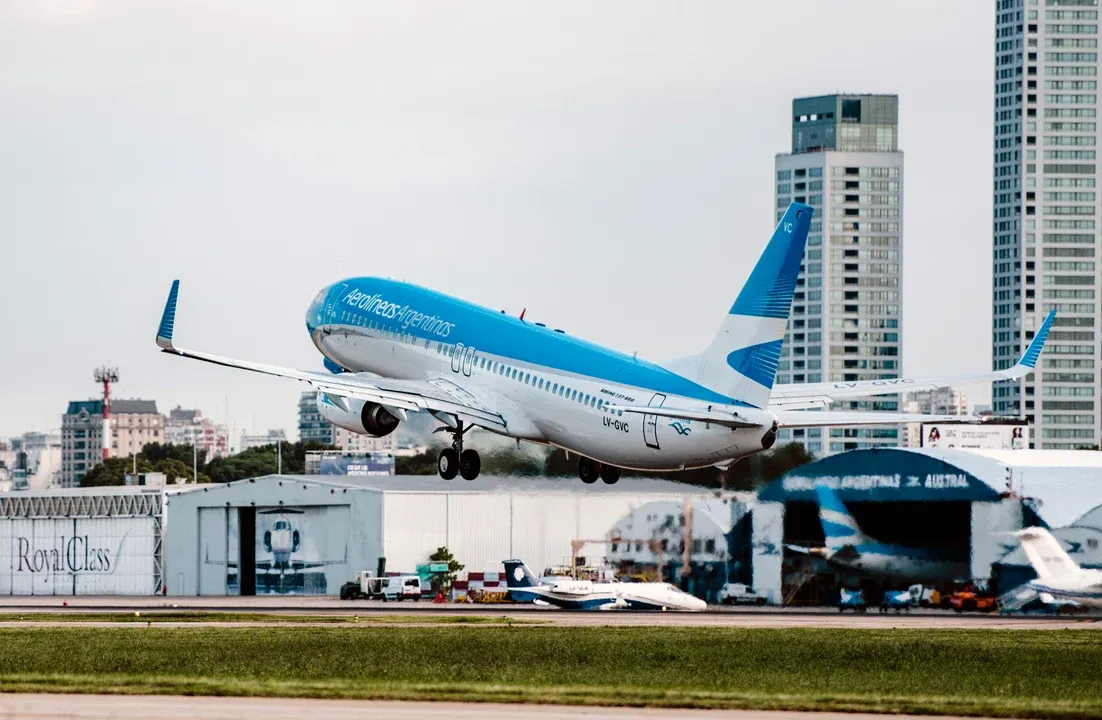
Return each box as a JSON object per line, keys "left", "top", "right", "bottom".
{"left": 340, "top": 571, "right": 424, "bottom": 601}
{"left": 717, "top": 583, "right": 768, "bottom": 606}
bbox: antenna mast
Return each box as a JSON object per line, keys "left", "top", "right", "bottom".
{"left": 93, "top": 366, "right": 120, "bottom": 462}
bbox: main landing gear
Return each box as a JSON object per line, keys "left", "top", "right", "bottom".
{"left": 578, "top": 457, "right": 621, "bottom": 485}
{"left": 437, "top": 420, "right": 481, "bottom": 481}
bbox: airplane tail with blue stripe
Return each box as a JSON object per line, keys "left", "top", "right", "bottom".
{"left": 815, "top": 485, "right": 873, "bottom": 555}
{"left": 503, "top": 559, "right": 540, "bottom": 588}
{"left": 664, "top": 202, "right": 812, "bottom": 409}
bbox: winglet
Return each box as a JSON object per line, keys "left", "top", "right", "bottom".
{"left": 1017, "top": 310, "right": 1055, "bottom": 370}
{"left": 156, "top": 280, "right": 180, "bottom": 350}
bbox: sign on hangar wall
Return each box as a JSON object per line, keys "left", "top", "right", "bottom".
{"left": 757, "top": 448, "right": 1004, "bottom": 503}
{"left": 0, "top": 516, "right": 159, "bottom": 595}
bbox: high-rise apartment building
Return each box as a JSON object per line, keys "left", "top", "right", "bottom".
{"left": 60, "top": 400, "right": 163, "bottom": 487}
{"left": 774, "top": 94, "right": 904, "bottom": 456}
{"left": 993, "top": 0, "right": 1100, "bottom": 449}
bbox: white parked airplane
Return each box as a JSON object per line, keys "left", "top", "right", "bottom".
{"left": 503, "top": 559, "right": 706, "bottom": 611}
{"left": 155, "top": 202, "right": 1054, "bottom": 483}
{"left": 1000, "top": 527, "right": 1102, "bottom": 610}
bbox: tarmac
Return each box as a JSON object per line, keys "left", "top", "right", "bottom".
{"left": 0, "top": 595, "right": 1096, "bottom": 629}
{"left": 0, "top": 695, "right": 1006, "bottom": 720}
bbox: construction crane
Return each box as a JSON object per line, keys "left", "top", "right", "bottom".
{"left": 93, "top": 366, "right": 119, "bottom": 461}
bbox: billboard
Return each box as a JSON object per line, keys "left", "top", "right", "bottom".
{"left": 0, "top": 517, "right": 158, "bottom": 595}
{"left": 921, "top": 424, "right": 1029, "bottom": 450}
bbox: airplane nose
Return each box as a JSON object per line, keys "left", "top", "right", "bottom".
{"left": 305, "top": 284, "right": 330, "bottom": 333}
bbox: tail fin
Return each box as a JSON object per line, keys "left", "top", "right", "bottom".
{"left": 663, "top": 202, "right": 812, "bottom": 408}
{"left": 503, "top": 559, "right": 539, "bottom": 588}
{"left": 1017, "top": 527, "right": 1079, "bottom": 580}
{"left": 815, "top": 485, "right": 872, "bottom": 555}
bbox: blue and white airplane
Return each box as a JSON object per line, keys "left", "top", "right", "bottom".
{"left": 154, "top": 202, "right": 1053, "bottom": 483}
{"left": 503, "top": 559, "right": 706, "bottom": 611}
{"left": 787, "top": 485, "right": 970, "bottom": 583}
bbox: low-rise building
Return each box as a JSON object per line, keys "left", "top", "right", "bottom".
{"left": 164, "top": 407, "right": 229, "bottom": 459}
{"left": 239, "top": 429, "right": 287, "bottom": 452}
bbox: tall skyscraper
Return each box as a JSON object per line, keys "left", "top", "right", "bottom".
{"left": 774, "top": 94, "right": 904, "bottom": 456}
{"left": 993, "top": 1, "right": 1099, "bottom": 449}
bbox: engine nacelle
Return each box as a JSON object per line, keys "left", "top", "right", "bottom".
{"left": 315, "top": 394, "right": 400, "bottom": 438}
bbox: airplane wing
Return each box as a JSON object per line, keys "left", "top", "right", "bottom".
{"left": 154, "top": 281, "right": 507, "bottom": 433}
{"left": 768, "top": 311, "right": 1055, "bottom": 410}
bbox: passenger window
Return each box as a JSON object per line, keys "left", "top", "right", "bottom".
{"left": 552, "top": 383, "right": 558, "bottom": 393}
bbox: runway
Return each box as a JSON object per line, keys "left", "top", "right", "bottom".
{"left": 0, "top": 596, "right": 1095, "bottom": 629}
{"left": 0, "top": 695, "right": 1002, "bottom": 720}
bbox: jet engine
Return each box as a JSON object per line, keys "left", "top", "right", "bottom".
{"left": 761, "top": 420, "right": 779, "bottom": 450}
{"left": 315, "top": 394, "right": 400, "bottom": 437}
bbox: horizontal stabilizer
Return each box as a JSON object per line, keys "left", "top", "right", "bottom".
{"left": 776, "top": 410, "right": 978, "bottom": 428}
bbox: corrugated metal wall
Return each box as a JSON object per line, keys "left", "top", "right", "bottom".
{"left": 382, "top": 491, "right": 693, "bottom": 578}
{"left": 0, "top": 517, "right": 158, "bottom": 595}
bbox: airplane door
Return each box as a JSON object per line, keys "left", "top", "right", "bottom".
{"left": 324, "top": 283, "right": 348, "bottom": 332}
{"left": 643, "top": 393, "right": 666, "bottom": 450}
{"left": 451, "top": 343, "right": 464, "bottom": 373}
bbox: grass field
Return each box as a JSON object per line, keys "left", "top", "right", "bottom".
{"left": 0, "top": 612, "right": 533, "bottom": 625}
{"left": 0, "top": 626, "right": 1098, "bottom": 718}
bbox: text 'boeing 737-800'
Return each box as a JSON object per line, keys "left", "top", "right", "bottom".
{"left": 154, "top": 202, "right": 1054, "bottom": 483}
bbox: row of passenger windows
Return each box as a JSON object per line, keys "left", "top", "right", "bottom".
{"left": 433, "top": 342, "right": 624, "bottom": 415}
{"left": 343, "top": 314, "right": 624, "bottom": 415}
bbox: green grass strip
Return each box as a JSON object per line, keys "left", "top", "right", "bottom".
{"left": 0, "top": 627, "right": 1098, "bottom": 718}
{"left": 0, "top": 612, "right": 535, "bottom": 625}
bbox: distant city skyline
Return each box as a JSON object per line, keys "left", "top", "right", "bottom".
{"left": 0, "top": 2, "right": 998, "bottom": 440}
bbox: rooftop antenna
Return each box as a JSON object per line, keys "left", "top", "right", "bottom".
{"left": 93, "top": 366, "right": 119, "bottom": 462}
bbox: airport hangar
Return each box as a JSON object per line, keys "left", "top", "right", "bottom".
{"left": 161, "top": 474, "right": 735, "bottom": 597}
{"left": 753, "top": 447, "right": 1102, "bottom": 604}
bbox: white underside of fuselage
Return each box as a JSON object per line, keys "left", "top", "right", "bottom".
{"left": 314, "top": 327, "right": 769, "bottom": 471}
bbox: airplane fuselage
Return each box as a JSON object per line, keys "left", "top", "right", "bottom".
{"left": 306, "top": 277, "right": 775, "bottom": 471}
{"left": 1029, "top": 570, "right": 1102, "bottom": 609}
{"left": 509, "top": 579, "right": 706, "bottom": 611}
{"left": 828, "top": 546, "right": 970, "bottom": 584}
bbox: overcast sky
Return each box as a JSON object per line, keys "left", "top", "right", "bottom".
{"left": 0, "top": 1, "right": 995, "bottom": 441}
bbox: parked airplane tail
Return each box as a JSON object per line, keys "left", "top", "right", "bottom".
{"left": 663, "top": 202, "right": 812, "bottom": 409}
{"left": 503, "top": 559, "right": 540, "bottom": 588}
{"left": 1017, "top": 527, "right": 1079, "bottom": 580}
{"left": 815, "top": 485, "right": 873, "bottom": 555}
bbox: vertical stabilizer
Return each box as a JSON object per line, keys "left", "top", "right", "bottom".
{"left": 663, "top": 203, "right": 812, "bottom": 408}
{"left": 503, "top": 559, "right": 540, "bottom": 588}
{"left": 1017, "top": 527, "right": 1079, "bottom": 580}
{"left": 815, "top": 485, "right": 873, "bottom": 555}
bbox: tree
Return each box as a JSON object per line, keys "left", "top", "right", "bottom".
{"left": 479, "top": 448, "right": 542, "bottom": 476}
{"left": 140, "top": 442, "right": 207, "bottom": 469}
{"left": 428, "top": 546, "right": 464, "bottom": 595}
{"left": 396, "top": 449, "right": 438, "bottom": 475}
{"left": 80, "top": 456, "right": 153, "bottom": 487}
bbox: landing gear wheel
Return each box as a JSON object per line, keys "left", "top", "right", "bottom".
{"left": 459, "top": 449, "right": 481, "bottom": 481}
{"left": 600, "top": 465, "right": 621, "bottom": 485}
{"left": 438, "top": 448, "right": 459, "bottom": 480}
{"left": 578, "top": 457, "right": 601, "bottom": 484}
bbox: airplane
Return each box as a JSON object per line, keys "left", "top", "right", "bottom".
{"left": 999, "top": 527, "right": 1102, "bottom": 610}
{"left": 204, "top": 509, "right": 348, "bottom": 594}
{"left": 786, "top": 485, "right": 970, "bottom": 583}
{"left": 502, "top": 559, "right": 706, "bottom": 611}
{"left": 154, "top": 201, "right": 1055, "bottom": 484}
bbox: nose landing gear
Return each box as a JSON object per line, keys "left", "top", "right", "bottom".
{"left": 436, "top": 420, "right": 481, "bottom": 480}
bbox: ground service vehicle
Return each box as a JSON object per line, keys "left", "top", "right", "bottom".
{"left": 718, "top": 583, "right": 768, "bottom": 606}
{"left": 340, "top": 571, "right": 386, "bottom": 600}
{"left": 384, "top": 575, "right": 424, "bottom": 601}
{"left": 949, "top": 589, "right": 996, "bottom": 612}
{"left": 879, "top": 589, "right": 912, "bottom": 613}
{"left": 838, "top": 588, "right": 867, "bottom": 613}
